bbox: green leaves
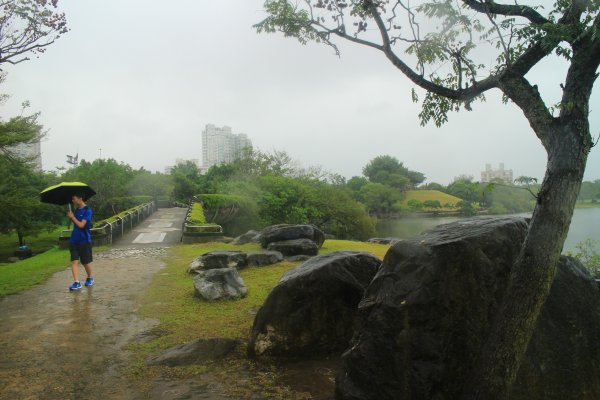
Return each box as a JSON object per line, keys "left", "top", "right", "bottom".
{"left": 0, "top": 113, "right": 44, "bottom": 161}
{"left": 256, "top": 0, "right": 330, "bottom": 47}
{"left": 0, "top": 0, "right": 67, "bottom": 67}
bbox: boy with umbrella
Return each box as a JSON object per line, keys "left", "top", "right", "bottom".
{"left": 40, "top": 182, "right": 96, "bottom": 291}
{"left": 66, "top": 192, "right": 94, "bottom": 290}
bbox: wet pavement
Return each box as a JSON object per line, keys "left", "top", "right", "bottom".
{"left": 0, "top": 207, "right": 337, "bottom": 399}
{"left": 0, "top": 208, "right": 187, "bottom": 400}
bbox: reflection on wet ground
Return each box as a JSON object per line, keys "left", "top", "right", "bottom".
{"left": 0, "top": 254, "right": 164, "bottom": 399}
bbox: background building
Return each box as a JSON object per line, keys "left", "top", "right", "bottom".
{"left": 481, "top": 163, "right": 513, "bottom": 183}
{"left": 201, "top": 124, "right": 252, "bottom": 170}
{"left": 11, "top": 141, "right": 42, "bottom": 170}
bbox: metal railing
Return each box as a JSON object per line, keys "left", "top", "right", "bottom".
{"left": 59, "top": 201, "right": 157, "bottom": 247}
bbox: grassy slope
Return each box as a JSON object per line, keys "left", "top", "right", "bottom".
{"left": 0, "top": 247, "right": 70, "bottom": 296}
{"left": 129, "top": 240, "right": 391, "bottom": 397}
{"left": 402, "top": 190, "right": 463, "bottom": 206}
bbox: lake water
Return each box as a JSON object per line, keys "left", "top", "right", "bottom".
{"left": 376, "top": 207, "right": 600, "bottom": 253}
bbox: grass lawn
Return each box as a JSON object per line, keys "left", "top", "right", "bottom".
{"left": 575, "top": 200, "right": 600, "bottom": 208}
{"left": 0, "top": 247, "right": 70, "bottom": 297}
{"left": 0, "top": 226, "right": 65, "bottom": 262}
{"left": 401, "top": 190, "right": 464, "bottom": 211}
{"left": 129, "top": 239, "right": 391, "bottom": 398}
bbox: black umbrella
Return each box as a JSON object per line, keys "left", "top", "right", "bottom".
{"left": 40, "top": 181, "right": 96, "bottom": 206}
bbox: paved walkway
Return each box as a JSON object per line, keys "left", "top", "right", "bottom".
{"left": 115, "top": 206, "right": 187, "bottom": 248}
{"left": 0, "top": 207, "right": 191, "bottom": 400}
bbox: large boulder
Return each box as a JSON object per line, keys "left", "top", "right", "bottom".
{"left": 246, "top": 251, "right": 284, "bottom": 267}
{"left": 248, "top": 251, "right": 382, "bottom": 359}
{"left": 231, "top": 230, "right": 262, "bottom": 245}
{"left": 367, "top": 237, "right": 401, "bottom": 245}
{"left": 187, "top": 251, "right": 247, "bottom": 274}
{"left": 267, "top": 239, "right": 319, "bottom": 257}
{"left": 260, "top": 224, "right": 325, "bottom": 248}
{"left": 146, "top": 338, "right": 241, "bottom": 366}
{"left": 193, "top": 268, "right": 248, "bottom": 301}
{"left": 336, "top": 217, "right": 600, "bottom": 400}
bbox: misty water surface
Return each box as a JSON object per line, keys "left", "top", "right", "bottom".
{"left": 376, "top": 208, "right": 600, "bottom": 253}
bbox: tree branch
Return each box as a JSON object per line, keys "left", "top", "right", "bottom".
{"left": 461, "top": 0, "right": 550, "bottom": 25}
{"left": 362, "top": 1, "right": 499, "bottom": 101}
{"left": 499, "top": 73, "right": 554, "bottom": 149}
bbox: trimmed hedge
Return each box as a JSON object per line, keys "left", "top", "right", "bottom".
{"left": 186, "top": 202, "right": 207, "bottom": 225}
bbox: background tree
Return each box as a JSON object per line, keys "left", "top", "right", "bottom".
{"left": 0, "top": 114, "right": 61, "bottom": 246}
{"left": 170, "top": 161, "right": 203, "bottom": 203}
{"left": 61, "top": 158, "right": 135, "bottom": 218}
{"left": 0, "top": 0, "right": 67, "bottom": 67}
{"left": 359, "top": 182, "right": 401, "bottom": 215}
{"left": 577, "top": 180, "right": 600, "bottom": 202}
{"left": 257, "top": 1, "right": 600, "bottom": 397}
{"left": 446, "top": 176, "right": 482, "bottom": 203}
{"left": 362, "top": 155, "right": 425, "bottom": 189}
{"left": 126, "top": 170, "right": 173, "bottom": 199}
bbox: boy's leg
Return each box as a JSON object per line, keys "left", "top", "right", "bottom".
{"left": 71, "top": 259, "right": 80, "bottom": 282}
{"left": 83, "top": 263, "right": 93, "bottom": 279}
{"left": 81, "top": 243, "right": 93, "bottom": 286}
{"left": 69, "top": 243, "right": 80, "bottom": 282}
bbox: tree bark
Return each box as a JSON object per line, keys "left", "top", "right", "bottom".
{"left": 462, "top": 119, "right": 591, "bottom": 399}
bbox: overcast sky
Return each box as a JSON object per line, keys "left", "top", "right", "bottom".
{"left": 1, "top": 0, "right": 598, "bottom": 185}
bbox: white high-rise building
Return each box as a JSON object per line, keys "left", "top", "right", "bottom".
{"left": 201, "top": 124, "right": 252, "bottom": 170}
{"left": 11, "top": 141, "right": 42, "bottom": 170}
{"left": 481, "top": 163, "right": 513, "bottom": 183}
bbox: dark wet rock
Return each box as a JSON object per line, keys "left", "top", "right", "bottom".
{"left": 248, "top": 251, "right": 382, "bottom": 359}
{"left": 336, "top": 217, "right": 600, "bottom": 400}
{"left": 267, "top": 239, "right": 319, "bottom": 257}
{"left": 260, "top": 224, "right": 325, "bottom": 248}
{"left": 231, "top": 230, "right": 262, "bottom": 245}
{"left": 286, "top": 255, "right": 314, "bottom": 263}
{"left": 246, "top": 251, "right": 284, "bottom": 267}
{"left": 193, "top": 268, "right": 248, "bottom": 301}
{"left": 367, "top": 237, "right": 401, "bottom": 245}
{"left": 146, "top": 338, "right": 241, "bottom": 366}
{"left": 187, "top": 251, "right": 247, "bottom": 274}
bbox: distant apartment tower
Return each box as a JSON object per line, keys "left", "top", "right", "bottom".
{"left": 10, "top": 141, "right": 42, "bottom": 170}
{"left": 481, "top": 163, "right": 513, "bottom": 183}
{"left": 201, "top": 124, "right": 252, "bottom": 170}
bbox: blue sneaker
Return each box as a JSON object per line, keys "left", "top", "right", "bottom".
{"left": 69, "top": 281, "right": 82, "bottom": 291}
{"left": 85, "top": 277, "right": 94, "bottom": 287}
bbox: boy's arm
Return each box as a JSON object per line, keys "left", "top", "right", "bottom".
{"left": 67, "top": 212, "right": 88, "bottom": 229}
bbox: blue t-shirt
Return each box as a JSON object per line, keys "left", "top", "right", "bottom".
{"left": 70, "top": 206, "right": 92, "bottom": 244}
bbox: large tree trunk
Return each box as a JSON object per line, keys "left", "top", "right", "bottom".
{"left": 462, "top": 120, "right": 591, "bottom": 399}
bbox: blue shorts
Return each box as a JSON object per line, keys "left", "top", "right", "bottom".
{"left": 70, "top": 242, "right": 93, "bottom": 265}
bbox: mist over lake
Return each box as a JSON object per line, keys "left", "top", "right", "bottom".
{"left": 376, "top": 208, "right": 600, "bottom": 253}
